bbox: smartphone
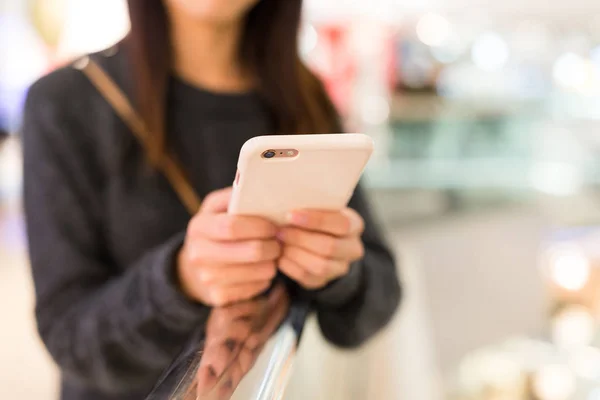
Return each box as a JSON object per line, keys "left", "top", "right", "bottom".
{"left": 228, "top": 133, "right": 374, "bottom": 224}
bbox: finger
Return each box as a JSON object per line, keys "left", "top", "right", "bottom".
{"left": 197, "top": 347, "right": 230, "bottom": 384}
{"left": 205, "top": 322, "right": 254, "bottom": 347}
{"left": 217, "top": 364, "right": 243, "bottom": 399}
{"left": 205, "top": 302, "right": 265, "bottom": 342}
{"left": 188, "top": 239, "right": 281, "bottom": 264}
{"left": 216, "top": 298, "right": 266, "bottom": 320}
{"left": 286, "top": 208, "right": 364, "bottom": 237}
{"left": 208, "top": 281, "right": 272, "bottom": 307}
{"left": 200, "top": 187, "right": 233, "bottom": 214}
{"left": 278, "top": 256, "right": 325, "bottom": 290}
{"left": 195, "top": 364, "right": 219, "bottom": 395}
{"left": 196, "top": 262, "right": 276, "bottom": 285}
{"left": 278, "top": 227, "right": 364, "bottom": 260}
{"left": 189, "top": 213, "right": 278, "bottom": 241}
{"left": 282, "top": 245, "right": 349, "bottom": 278}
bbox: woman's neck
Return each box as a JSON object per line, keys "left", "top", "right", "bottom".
{"left": 169, "top": 12, "right": 252, "bottom": 93}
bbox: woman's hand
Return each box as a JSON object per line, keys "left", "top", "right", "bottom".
{"left": 277, "top": 208, "right": 365, "bottom": 290}
{"left": 177, "top": 188, "right": 281, "bottom": 307}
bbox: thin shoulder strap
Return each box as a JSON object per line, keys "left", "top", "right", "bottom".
{"left": 74, "top": 56, "right": 202, "bottom": 215}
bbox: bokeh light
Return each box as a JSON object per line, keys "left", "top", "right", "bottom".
{"left": 547, "top": 245, "right": 590, "bottom": 291}
{"left": 569, "top": 347, "right": 600, "bottom": 380}
{"left": 533, "top": 364, "right": 576, "bottom": 400}
{"left": 471, "top": 32, "right": 509, "bottom": 72}
{"left": 57, "top": 0, "right": 130, "bottom": 59}
{"left": 416, "top": 13, "right": 451, "bottom": 47}
{"left": 552, "top": 306, "right": 595, "bottom": 350}
{"left": 553, "top": 52, "right": 594, "bottom": 92}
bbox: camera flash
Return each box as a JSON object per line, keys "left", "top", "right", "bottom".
{"left": 287, "top": 151, "right": 294, "bottom": 156}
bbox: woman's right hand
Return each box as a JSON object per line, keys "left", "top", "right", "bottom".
{"left": 177, "top": 187, "right": 281, "bottom": 307}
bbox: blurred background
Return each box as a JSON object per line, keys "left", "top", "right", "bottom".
{"left": 4, "top": 0, "right": 600, "bottom": 399}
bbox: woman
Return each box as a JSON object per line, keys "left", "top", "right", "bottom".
{"left": 23, "top": 1, "right": 401, "bottom": 399}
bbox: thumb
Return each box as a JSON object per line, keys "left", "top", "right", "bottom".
{"left": 200, "top": 187, "right": 233, "bottom": 214}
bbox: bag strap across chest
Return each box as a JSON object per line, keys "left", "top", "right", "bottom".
{"left": 74, "top": 56, "right": 202, "bottom": 215}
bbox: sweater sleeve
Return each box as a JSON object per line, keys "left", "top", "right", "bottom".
{"left": 305, "top": 185, "right": 402, "bottom": 348}
{"left": 22, "top": 77, "right": 209, "bottom": 394}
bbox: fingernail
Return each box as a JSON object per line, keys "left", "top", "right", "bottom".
{"left": 343, "top": 209, "right": 362, "bottom": 233}
{"left": 287, "top": 211, "right": 307, "bottom": 226}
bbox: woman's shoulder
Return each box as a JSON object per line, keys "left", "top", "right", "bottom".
{"left": 26, "top": 45, "right": 127, "bottom": 116}
{"left": 23, "top": 45, "right": 131, "bottom": 167}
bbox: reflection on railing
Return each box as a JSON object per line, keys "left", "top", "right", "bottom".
{"left": 145, "top": 284, "right": 306, "bottom": 400}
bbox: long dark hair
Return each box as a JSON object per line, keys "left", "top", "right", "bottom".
{"left": 126, "top": 0, "right": 340, "bottom": 163}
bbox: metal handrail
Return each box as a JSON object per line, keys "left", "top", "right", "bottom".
{"left": 253, "top": 324, "right": 298, "bottom": 400}
{"left": 145, "top": 287, "right": 309, "bottom": 400}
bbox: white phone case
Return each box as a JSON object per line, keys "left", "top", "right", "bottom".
{"left": 228, "top": 133, "right": 374, "bottom": 225}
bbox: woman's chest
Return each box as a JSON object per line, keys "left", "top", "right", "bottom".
{"left": 104, "top": 114, "right": 272, "bottom": 267}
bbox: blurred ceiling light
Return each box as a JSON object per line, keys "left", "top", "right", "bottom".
{"left": 430, "top": 31, "right": 464, "bottom": 64}
{"left": 552, "top": 306, "right": 595, "bottom": 350}
{"left": 416, "top": 13, "right": 451, "bottom": 47}
{"left": 533, "top": 364, "right": 576, "bottom": 400}
{"left": 531, "top": 162, "right": 583, "bottom": 197}
{"left": 471, "top": 32, "right": 509, "bottom": 72}
{"left": 58, "top": 0, "right": 130, "bottom": 59}
{"left": 553, "top": 53, "right": 594, "bottom": 91}
{"left": 570, "top": 347, "right": 600, "bottom": 380}
{"left": 360, "top": 95, "right": 390, "bottom": 126}
{"left": 457, "top": 350, "right": 523, "bottom": 394}
{"left": 548, "top": 245, "right": 590, "bottom": 291}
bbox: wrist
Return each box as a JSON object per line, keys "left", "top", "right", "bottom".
{"left": 175, "top": 243, "right": 199, "bottom": 303}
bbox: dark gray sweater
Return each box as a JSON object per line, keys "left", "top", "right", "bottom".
{"left": 22, "top": 48, "right": 401, "bottom": 400}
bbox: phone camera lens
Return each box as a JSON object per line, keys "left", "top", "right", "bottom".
{"left": 263, "top": 150, "right": 276, "bottom": 159}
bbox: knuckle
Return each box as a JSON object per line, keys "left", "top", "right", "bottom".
{"left": 222, "top": 217, "right": 239, "bottom": 238}
{"left": 271, "top": 241, "right": 283, "bottom": 259}
{"left": 356, "top": 243, "right": 365, "bottom": 259}
{"left": 295, "top": 265, "right": 308, "bottom": 281}
{"left": 188, "top": 241, "right": 207, "bottom": 263}
{"left": 283, "top": 245, "right": 297, "bottom": 259}
{"left": 315, "top": 259, "right": 331, "bottom": 276}
{"left": 197, "top": 269, "right": 213, "bottom": 284}
{"left": 356, "top": 217, "right": 365, "bottom": 233}
{"left": 323, "top": 237, "right": 339, "bottom": 257}
{"left": 210, "top": 290, "right": 228, "bottom": 307}
{"left": 186, "top": 215, "right": 202, "bottom": 237}
{"left": 312, "top": 213, "right": 324, "bottom": 228}
{"left": 247, "top": 241, "right": 264, "bottom": 261}
{"left": 264, "top": 263, "right": 277, "bottom": 279}
{"left": 203, "top": 191, "right": 218, "bottom": 205}
{"left": 253, "top": 240, "right": 279, "bottom": 261}
{"left": 304, "top": 279, "right": 322, "bottom": 290}
{"left": 340, "top": 217, "right": 353, "bottom": 235}
{"left": 339, "top": 262, "right": 351, "bottom": 276}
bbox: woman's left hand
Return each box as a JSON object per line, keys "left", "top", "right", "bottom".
{"left": 277, "top": 208, "right": 365, "bottom": 290}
